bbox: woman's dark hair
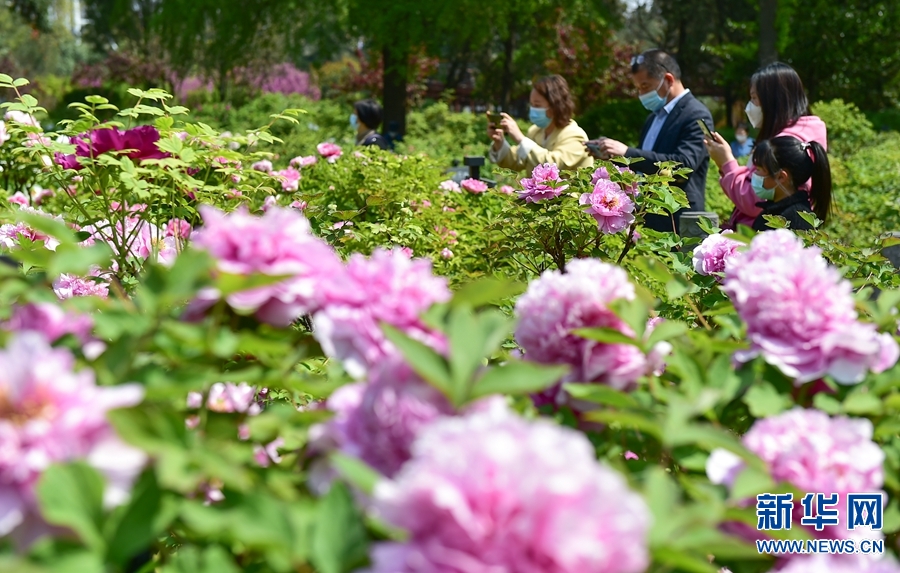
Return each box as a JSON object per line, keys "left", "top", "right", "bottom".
{"left": 354, "top": 99, "right": 383, "bottom": 131}
{"left": 752, "top": 136, "right": 832, "bottom": 223}
{"left": 533, "top": 75, "right": 575, "bottom": 128}
{"left": 751, "top": 62, "right": 810, "bottom": 141}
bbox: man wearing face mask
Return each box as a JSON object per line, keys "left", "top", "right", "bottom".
{"left": 587, "top": 50, "right": 713, "bottom": 233}
{"left": 487, "top": 75, "right": 593, "bottom": 172}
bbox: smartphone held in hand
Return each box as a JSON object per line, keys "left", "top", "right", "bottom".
{"left": 488, "top": 112, "right": 503, "bottom": 130}
{"left": 697, "top": 119, "right": 714, "bottom": 139}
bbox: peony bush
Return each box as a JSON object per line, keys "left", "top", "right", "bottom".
{"left": 0, "top": 74, "right": 899, "bottom": 573}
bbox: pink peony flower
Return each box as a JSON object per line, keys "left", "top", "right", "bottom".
{"left": 206, "top": 382, "right": 261, "bottom": 415}
{"left": 311, "top": 360, "right": 454, "bottom": 477}
{"left": 290, "top": 200, "right": 308, "bottom": 211}
{"left": 624, "top": 451, "right": 640, "bottom": 460}
{"left": 0, "top": 207, "right": 64, "bottom": 251}
{"left": 290, "top": 155, "right": 318, "bottom": 168}
{"left": 438, "top": 180, "right": 460, "bottom": 193}
{"left": 30, "top": 186, "right": 53, "bottom": 205}
{"left": 364, "top": 407, "right": 651, "bottom": 573}
{"left": 591, "top": 165, "right": 638, "bottom": 194}
{"left": 7, "top": 192, "right": 28, "bottom": 207}
{"left": 461, "top": 178, "right": 488, "bottom": 193}
{"left": 188, "top": 205, "right": 343, "bottom": 326}
{"left": 272, "top": 167, "right": 301, "bottom": 192}
{"left": 312, "top": 248, "right": 451, "bottom": 378}
{"left": 317, "top": 142, "right": 342, "bottom": 163}
{"left": 253, "top": 438, "right": 284, "bottom": 467}
{"left": 692, "top": 231, "right": 742, "bottom": 277}
{"left": 53, "top": 272, "right": 110, "bottom": 300}
{"left": 165, "top": 218, "right": 192, "bottom": 240}
{"left": 0, "top": 121, "right": 8, "bottom": 145}
{"left": 515, "top": 259, "right": 666, "bottom": 400}
{"left": 23, "top": 132, "right": 51, "bottom": 148}
{"left": 186, "top": 391, "right": 203, "bottom": 409}
{"left": 0, "top": 333, "right": 146, "bottom": 549}
{"left": 499, "top": 184, "right": 515, "bottom": 195}
{"left": 398, "top": 246, "right": 413, "bottom": 257}
{"left": 262, "top": 196, "right": 278, "bottom": 212}
{"left": 440, "top": 247, "right": 453, "bottom": 259}
{"left": 777, "top": 554, "right": 900, "bottom": 573}
{"left": 707, "top": 408, "right": 886, "bottom": 542}
{"left": 251, "top": 160, "right": 273, "bottom": 173}
{"left": 518, "top": 162, "right": 569, "bottom": 202}
{"left": 2, "top": 302, "right": 94, "bottom": 345}
{"left": 723, "top": 229, "right": 899, "bottom": 384}
{"left": 580, "top": 179, "right": 635, "bottom": 234}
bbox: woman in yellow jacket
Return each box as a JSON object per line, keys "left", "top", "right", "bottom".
{"left": 488, "top": 75, "right": 593, "bottom": 172}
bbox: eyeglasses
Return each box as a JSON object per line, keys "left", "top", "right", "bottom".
{"left": 630, "top": 54, "right": 670, "bottom": 73}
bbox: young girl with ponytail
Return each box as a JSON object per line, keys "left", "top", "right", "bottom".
{"left": 749, "top": 136, "right": 832, "bottom": 231}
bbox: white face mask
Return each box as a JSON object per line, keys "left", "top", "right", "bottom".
{"left": 735, "top": 134, "right": 748, "bottom": 144}
{"left": 745, "top": 101, "right": 763, "bottom": 129}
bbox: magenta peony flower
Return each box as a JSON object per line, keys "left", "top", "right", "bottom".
{"left": 165, "top": 218, "right": 192, "bottom": 240}
{"left": 777, "top": 554, "right": 900, "bottom": 573}
{"left": 188, "top": 205, "right": 343, "bottom": 326}
{"left": 364, "top": 407, "right": 652, "bottom": 573}
{"left": 53, "top": 272, "right": 110, "bottom": 300}
{"left": 312, "top": 248, "right": 451, "bottom": 378}
{"left": 317, "top": 142, "right": 342, "bottom": 163}
{"left": 311, "top": 360, "right": 455, "bottom": 477}
{"left": 121, "top": 125, "right": 167, "bottom": 160}
{"left": 518, "top": 162, "right": 569, "bottom": 202}
{"left": 499, "top": 184, "right": 515, "bottom": 195}
{"left": 438, "top": 180, "right": 460, "bottom": 193}
{"left": 291, "top": 155, "right": 318, "bottom": 168}
{"left": 0, "top": 333, "right": 146, "bottom": 549}
{"left": 2, "top": 302, "right": 94, "bottom": 344}
{"left": 7, "top": 192, "right": 28, "bottom": 206}
{"left": 580, "top": 179, "right": 635, "bottom": 234}
{"left": 692, "top": 231, "right": 742, "bottom": 277}
{"left": 251, "top": 160, "right": 273, "bottom": 173}
{"left": 723, "top": 229, "right": 899, "bottom": 384}
{"left": 273, "top": 167, "right": 301, "bottom": 192}
{"left": 460, "top": 178, "right": 488, "bottom": 193}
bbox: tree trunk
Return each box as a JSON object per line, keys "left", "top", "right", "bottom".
{"left": 499, "top": 15, "right": 517, "bottom": 111}
{"left": 759, "top": 0, "right": 778, "bottom": 65}
{"left": 382, "top": 43, "right": 408, "bottom": 136}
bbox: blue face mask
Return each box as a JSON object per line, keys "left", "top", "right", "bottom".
{"left": 350, "top": 114, "right": 359, "bottom": 130}
{"left": 751, "top": 173, "right": 775, "bottom": 200}
{"left": 529, "top": 106, "right": 552, "bottom": 129}
{"left": 639, "top": 77, "right": 670, "bottom": 112}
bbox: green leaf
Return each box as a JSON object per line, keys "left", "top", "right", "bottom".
{"left": 843, "top": 391, "right": 883, "bottom": 415}
{"left": 743, "top": 382, "right": 792, "bottom": 418}
{"left": 645, "top": 320, "right": 689, "bottom": 346}
{"left": 470, "top": 361, "right": 568, "bottom": 400}
{"left": 85, "top": 95, "right": 110, "bottom": 105}
{"left": 450, "top": 277, "right": 525, "bottom": 308}
{"left": 573, "top": 327, "right": 642, "bottom": 348}
{"left": 214, "top": 272, "right": 292, "bottom": 298}
{"left": 644, "top": 467, "right": 680, "bottom": 545}
{"left": 311, "top": 482, "right": 369, "bottom": 573}
{"left": 36, "top": 462, "right": 106, "bottom": 552}
{"left": 47, "top": 244, "right": 114, "bottom": 277}
{"left": 447, "top": 305, "right": 484, "bottom": 403}
{"left": 105, "top": 470, "right": 176, "bottom": 567}
{"left": 813, "top": 392, "right": 842, "bottom": 415}
{"left": 650, "top": 547, "right": 719, "bottom": 573}
{"left": 330, "top": 453, "right": 383, "bottom": 496}
{"left": 730, "top": 466, "right": 775, "bottom": 501}
{"left": 381, "top": 324, "right": 452, "bottom": 397}
{"left": 563, "top": 383, "right": 641, "bottom": 409}
{"left": 161, "top": 545, "right": 240, "bottom": 573}
{"left": 583, "top": 410, "right": 664, "bottom": 439}
{"left": 17, "top": 211, "right": 80, "bottom": 246}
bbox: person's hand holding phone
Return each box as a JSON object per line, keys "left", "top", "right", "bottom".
{"left": 584, "top": 139, "right": 604, "bottom": 159}
{"left": 487, "top": 112, "right": 505, "bottom": 151}
{"left": 498, "top": 112, "right": 524, "bottom": 143}
{"left": 701, "top": 125, "right": 735, "bottom": 169}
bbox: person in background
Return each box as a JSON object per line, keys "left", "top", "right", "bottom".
{"left": 749, "top": 136, "right": 831, "bottom": 231}
{"left": 487, "top": 75, "right": 593, "bottom": 172}
{"left": 586, "top": 50, "right": 714, "bottom": 233}
{"left": 730, "top": 122, "right": 754, "bottom": 158}
{"left": 704, "top": 62, "right": 827, "bottom": 230}
{"left": 384, "top": 121, "right": 403, "bottom": 150}
{"left": 352, "top": 99, "right": 391, "bottom": 150}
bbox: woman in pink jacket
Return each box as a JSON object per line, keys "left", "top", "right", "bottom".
{"left": 704, "top": 63, "right": 828, "bottom": 230}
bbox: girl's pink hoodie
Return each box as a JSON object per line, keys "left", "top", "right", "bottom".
{"left": 719, "top": 115, "right": 828, "bottom": 230}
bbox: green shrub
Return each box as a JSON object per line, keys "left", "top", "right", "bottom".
{"left": 811, "top": 98, "right": 876, "bottom": 159}
{"left": 578, "top": 98, "right": 648, "bottom": 146}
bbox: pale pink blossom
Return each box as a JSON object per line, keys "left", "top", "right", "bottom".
{"left": 7, "top": 192, "right": 28, "bottom": 206}
{"left": 290, "top": 200, "right": 308, "bottom": 211}
{"left": 53, "top": 272, "right": 110, "bottom": 300}
{"left": 519, "top": 162, "right": 568, "bottom": 202}
{"left": 398, "top": 247, "right": 413, "bottom": 257}
{"left": 251, "top": 160, "right": 273, "bottom": 173}
{"left": 724, "top": 229, "right": 899, "bottom": 384}
{"left": 438, "top": 180, "right": 460, "bottom": 193}
{"left": 272, "top": 167, "right": 301, "bottom": 191}
{"left": 23, "top": 132, "right": 51, "bottom": 148}
{"left": 460, "top": 178, "right": 488, "bottom": 193}
{"left": 312, "top": 248, "right": 450, "bottom": 378}
{"left": 4, "top": 111, "right": 39, "bottom": 128}
{"left": 364, "top": 408, "right": 651, "bottom": 573}
{"left": 186, "top": 391, "right": 203, "bottom": 409}
{"left": 188, "top": 205, "right": 343, "bottom": 326}
{"left": 206, "top": 382, "right": 261, "bottom": 415}
{"left": 0, "top": 333, "right": 146, "bottom": 549}
{"left": 290, "top": 155, "right": 317, "bottom": 167}
{"left": 580, "top": 179, "right": 635, "bottom": 234}
{"left": 0, "top": 207, "right": 64, "bottom": 251}
{"left": 29, "top": 186, "right": 53, "bottom": 205}
{"left": 0, "top": 121, "right": 8, "bottom": 145}
{"left": 499, "top": 184, "right": 515, "bottom": 195}
{"left": 262, "top": 196, "right": 278, "bottom": 212}
{"left": 253, "top": 438, "right": 284, "bottom": 467}
{"left": 317, "top": 142, "right": 342, "bottom": 163}
{"left": 2, "top": 302, "right": 94, "bottom": 345}
{"left": 693, "top": 231, "right": 742, "bottom": 276}
{"left": 165, "top": 218, "right": 192, "bottom": 240}
{"left": 591, "top": 165, "right": 638, "bottom": 194}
